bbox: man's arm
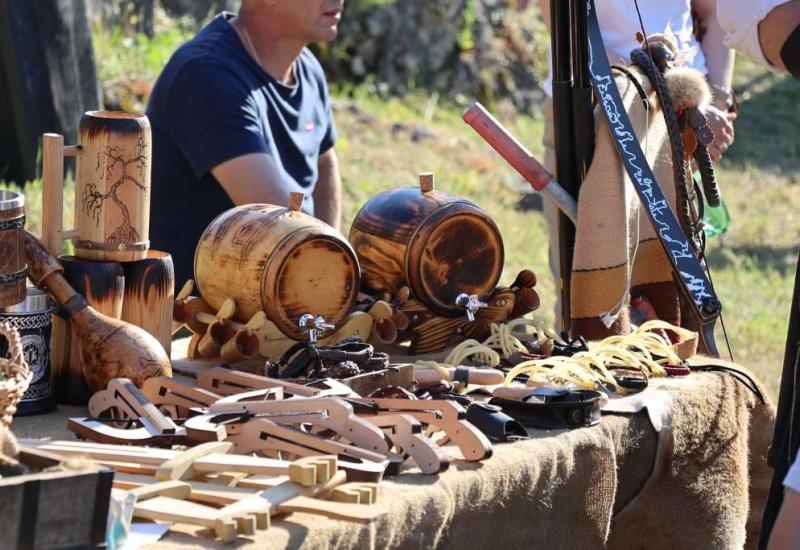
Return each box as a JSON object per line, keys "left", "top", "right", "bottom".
{"left": 312, "top": 148, "right": 342, "bottom": 231}
{"left": 759, "top": 0, "right": 800, "bottom": 71}
{"left": 694, "top": 0, "right": 737, "bottom": 160}
{"left": 695, "top": 0, "right": 735, "bottom": 91}
{"left": 211, "top": 152, "right": 291, "bottom": 206}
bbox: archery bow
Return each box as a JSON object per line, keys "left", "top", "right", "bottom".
{"left": 583, "top": 0, "right": 722, "bottom": 357}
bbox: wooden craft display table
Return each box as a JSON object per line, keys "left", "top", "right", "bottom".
{"left": 12, "top": 340, "right": 773, "bottom": 549}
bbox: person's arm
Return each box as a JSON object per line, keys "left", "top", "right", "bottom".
{"left": 312, "top": 148, "right": 342, "bottom": 230}
{"left": 165, "top": 61, "right": 299, "bottom": 207}
{"left": 211, "top": 152, "right": 290, "bottom": 206}
{"left": 693, "top": 0, "right": 737, "bottom": 160}
{"left": 694, "top": 0, "right": 735, "bottom": 92}
{"left": 759, "top": 0, "right": 800, "bottom": 71}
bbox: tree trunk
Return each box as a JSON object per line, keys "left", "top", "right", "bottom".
{"left": 0, "top": 0, "right": 102, "bottom": 184}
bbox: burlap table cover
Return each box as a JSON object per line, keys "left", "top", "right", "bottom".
{"left": 12, "top": 361, "right": 773, "bottom": 549}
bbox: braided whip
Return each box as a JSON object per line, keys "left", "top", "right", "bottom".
{"left": 630, "top": 47, "right": 705, "bottom": 256}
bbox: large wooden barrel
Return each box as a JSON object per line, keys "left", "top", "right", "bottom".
{"left": 349, "top": 173, "right": 504, "bottom": 316}
{"left": 194, "top": 194, "right": 360, "bottom": 340}
{"left": 74, "top": 110, "right": 151, "bottom": 262}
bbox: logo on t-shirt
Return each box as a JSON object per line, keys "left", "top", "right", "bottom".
{"left": 305, "top": 122, "right": 315, "bottom": 132}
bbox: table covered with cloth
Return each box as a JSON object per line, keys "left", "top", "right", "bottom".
{"left": 13, "top": 362, "right": 774, "bottom": 550}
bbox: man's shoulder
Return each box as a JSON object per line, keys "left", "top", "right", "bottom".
{"left": 154, "top": 15, "right": 246, "bottom": 91}
{"left": 297, "top": 48, "right": 328, "bottom": 81}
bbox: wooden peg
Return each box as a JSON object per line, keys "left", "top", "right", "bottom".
{"left": 418, "top": 172, "right": 435, "bottom": 193}
{"left": 288, "top": 192, "right": 304, "bottom": 212}
{"left": 174, "top": 296, "right": 213, "bottom": 336}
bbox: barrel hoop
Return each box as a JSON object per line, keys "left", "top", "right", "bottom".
{"left": 0, "top": 266, "right": 27, "bottom": 285}
{"left": 0, "top": 216, "right": 24, "bottom": 230}
{"left": 74, "top": 239, "right": 149, "bottom": 252}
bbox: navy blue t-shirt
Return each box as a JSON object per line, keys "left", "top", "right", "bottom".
{"left": 146, "top": 12, "right": 337, "bottom": 288}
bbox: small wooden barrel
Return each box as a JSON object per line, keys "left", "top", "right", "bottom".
{"left": 349, "top": 173, "right": 504, "bottom": 316}
{"left": 74, "top": 111, "right": 151, "bottom": 262}
{"left": 0, "top": 190, "right": 26, "bottom": 308}
{"left": 51, "top": 257, "right": 124, "bottom": 405}
{"left": 194, "top": 196, "right": 360, "bottom": 340}
{"left": 121, "top": 250, "right": 174, "bottom": 357}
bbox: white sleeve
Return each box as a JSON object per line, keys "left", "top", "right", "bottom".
{"left": 716, "top": 0, "right": 792, "bottom": 68}
{"left": 785, "top": 455, "right": 800, "bottom": 493}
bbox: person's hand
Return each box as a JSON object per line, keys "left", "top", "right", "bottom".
{"left": 704, "top": 104, "right": 737, "bottom": 161}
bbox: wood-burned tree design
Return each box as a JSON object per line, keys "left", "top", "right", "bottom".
{"left": 83, "top": 137, "right": 148, "bottom": 244}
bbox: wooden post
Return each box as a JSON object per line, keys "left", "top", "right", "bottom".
{"left": 418, "top": 172, "right": 435, "bottom": 193}
{"left": 42, "top": 134, "right": 65, "bottom": 255}
{"left": 0, "top": 0, "right": 101, "bottom": 184}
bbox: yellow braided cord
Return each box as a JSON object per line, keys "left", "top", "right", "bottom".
{"left": 444, "top": 339, "right": 500, "bottom": 367}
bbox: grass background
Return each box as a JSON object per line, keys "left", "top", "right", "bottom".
{"left": 3, "top": 14, "right": 798, "bottom": 398}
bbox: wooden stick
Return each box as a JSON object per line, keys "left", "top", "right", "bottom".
{"left": 414, "top": 366, "right": 505, "bottom": 386}
{"left": 133, "top": 496, "right": 239, "bottom": 542}
{"left": 42, "top": 133, "right": 66, "bottom": 255}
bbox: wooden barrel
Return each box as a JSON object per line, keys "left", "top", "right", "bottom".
{"left": 194, "top": 195, "right": 360, "bottom": 341}
{"left": 121, "top": 250, "right": 174, "bottom": 357}
{"left": 74, "top": 110, "right": 151, "bottom": 262}
{"left": 51, "top": 256, "right": 124, "bottom": 405}
{"left": 349, "top": 173, "right": 504, "bottom": 316}
{"left": 0, "top": 190, "right": 26, "bottom": 308}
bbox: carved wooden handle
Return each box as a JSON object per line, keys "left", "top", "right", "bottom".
{"left": 462, "top": 103, "right": 553, "bottom": 191}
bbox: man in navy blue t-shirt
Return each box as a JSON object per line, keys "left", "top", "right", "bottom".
{"left": 147, "top": 0, "right": 345, "bottom": 287}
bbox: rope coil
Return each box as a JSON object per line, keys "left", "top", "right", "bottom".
{"left": 0, "top": 323, "right": 31, "bottom": 427}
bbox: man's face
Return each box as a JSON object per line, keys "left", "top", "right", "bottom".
{"left": 277, "top": 0, "right": 345, "bottom": 43}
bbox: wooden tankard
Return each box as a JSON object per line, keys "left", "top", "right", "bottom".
{"left": 42, "top": 110, "right": 152, "bottom": 261}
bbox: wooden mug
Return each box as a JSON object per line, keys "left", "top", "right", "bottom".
{"left": 0, "top": 189, "right": 26, "bottom": 308}
{"left": 42, "top": 110, "right": 152, "bottom": 261}
{"left": 121, "top": 250, "right": 174, "bottom": 357}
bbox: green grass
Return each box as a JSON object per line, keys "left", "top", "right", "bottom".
{"left": 3, "top": 26, "right": 798, "bottom": 399}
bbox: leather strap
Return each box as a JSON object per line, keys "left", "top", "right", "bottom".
{"left": 585, "top": 0, "right": 721, "bottom": 356}
{"left": 0, "top": 215, "right": 24, "bottom": 231}
{"left": 488, "top": 390, "right": 603, "bottom": 429}
{"left": 56, "top": 293, "right": 89, "bottom": 320}
{"left": 452, "top": 367, "right": 471, "bottom": 385}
